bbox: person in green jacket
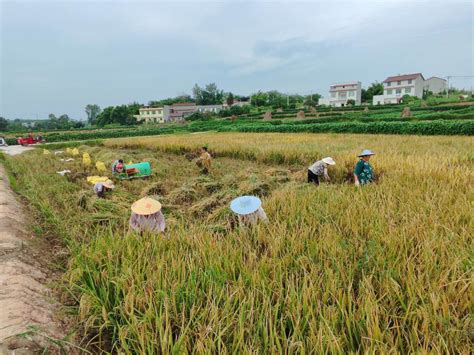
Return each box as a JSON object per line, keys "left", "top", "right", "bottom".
{"left": 354, "top": 149, "right": 375, "bottom": 186}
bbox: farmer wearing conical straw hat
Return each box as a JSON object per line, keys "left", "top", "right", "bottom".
{"left": 354, "top": 149, "right": 375, "bottom": 186}
{"left": 230, "top": 195, "right": 268, "bottom": 227}
{"left": 129, "top": 197, "right": 166, "bottom": 234}
{"left": 93, "top": 179, "right": 115, "bottom": 198}
{"left": 308, "top": 157, "right": 336, "bottom": 185}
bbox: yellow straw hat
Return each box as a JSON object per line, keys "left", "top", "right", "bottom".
{"left": 103, "top": 180, "right": 115, "bottom": 189}
{"left": 131, "top": 197, "right": 162, "bottom": 215}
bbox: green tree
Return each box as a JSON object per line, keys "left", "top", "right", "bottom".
{"left": 85, "top": 104, "right": 101, "bottom": 124}
{"left": 226, "top": 92, "right": 234, "bottom": 106}
{"left": 96, "top": 106, "right": 114, "bottom": 127}
{"left": 193, "top": 83, "right": 224, "bottom": 105}
{"left": 0, "top": 117, "right": 8, "bottom": 131}
{"left": 362, "top": 82, "right": 384, "bottom": 103}
{"left": 148, "top": 95, "right": 193, "bottom": 106}
{"left": 304, "top": 93, "right": 321, "bottom": 107}
{"left": 250, "top": 91, "right": 269, "bottom": 107}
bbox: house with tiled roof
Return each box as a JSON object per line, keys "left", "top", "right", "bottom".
{"left": 163, "top": 103, "right": 224, "bottom": 122}
{"left": 373, "top": 73, "right": 446, "bottom": 105}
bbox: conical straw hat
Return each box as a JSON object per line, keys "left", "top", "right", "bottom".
{"left": 131, "top": 197, "right": 162, "bottom": 215}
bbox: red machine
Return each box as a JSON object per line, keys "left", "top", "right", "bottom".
{"left": 17, "top": 133, "right": 45, "bottom": 146}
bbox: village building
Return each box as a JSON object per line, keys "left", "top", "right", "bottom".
{"left": 318, "top": 81, "right": 362, "bottom": 107}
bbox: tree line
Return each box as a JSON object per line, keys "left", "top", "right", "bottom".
{"left": 0, "top": 82, "right": 388, "bottom": 132}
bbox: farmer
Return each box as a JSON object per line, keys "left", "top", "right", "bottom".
{"left": 129, "top": 197, "right": 166, "bottom": 235}
{"left": 93, "top": 179, "right": 115, "bottom": 198}
{"left": 354, "top": 149, "right": 375, "bottom": 186}
{"left": 230, "top": 195, "right": 268, "bottom": 227}
{"left": 308, "top": 157, "right": 336, "bottom": 184}
{"left": 112, "top": 159, "right": 125, "bottom": 174}
{"left": 196, "top": 146, "right": 212, "bottom": 175}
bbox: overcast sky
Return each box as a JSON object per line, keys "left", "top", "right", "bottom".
{"left": 1, "top": 0, "right": 473, "bottom": 120}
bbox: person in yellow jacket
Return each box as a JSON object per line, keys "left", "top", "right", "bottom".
{"left": 196, "top": 146, "right": 212, "bottom": 175}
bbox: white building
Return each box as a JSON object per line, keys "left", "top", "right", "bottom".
{"left": 196, "top": 104, "right": 223, "bottom": 114}
{"left": 373, "top": 73, "right": 425, "bottom": 105}
{"left": 134, "top": 107, "right": 164, "bottom": 123}
{"left": 424, "top": 77, "right": 447, "bottom": 94}
{"left": 373, "top": 73, "right": 447, "bottom": 105}
{"left": 319, "top": 81, "right": 362, "bottom": 107}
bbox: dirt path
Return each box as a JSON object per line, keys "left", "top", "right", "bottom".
{"left": 0, "top": 146, "right": 35, "bottom": 156}
{"left": 0, "top": 162, "right": 65, "bottom": 353}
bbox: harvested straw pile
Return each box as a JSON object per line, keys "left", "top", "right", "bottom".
{"left": 143, "top": 181, "right": 167, "bottom": 196}
{"left": 264, "top": 168, "right": 290, "bottom": 183}
{"left": 263, "top": 112, "right": 272, "bottom": 120}
{"left": 239, "top": 180, "right": 272, "bottom": 197}
{"left": 401, "top": 106, "right": 412, "bottom": 118}
{"left": 190, "top": 195, "right": 222, "bottom": 217}
{"left": 184, "top": 152, "right": 199, "bottom": 161}
{"left": 67, "top": 172, "right": 88, "bottom": 183}
{"left": 168, "top": 185, "right": 198, "bottom": 205}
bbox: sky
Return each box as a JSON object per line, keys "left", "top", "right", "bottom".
{"left": 1, "top": 0, "right": 473, "bottom": 120}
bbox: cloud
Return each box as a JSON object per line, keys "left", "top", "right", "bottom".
{"left": 1, "top": 0, "right": 472, "bottom": 118}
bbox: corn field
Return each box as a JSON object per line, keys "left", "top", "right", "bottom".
{"left": 2, "top": 132, "right": 473, "bottom": 353}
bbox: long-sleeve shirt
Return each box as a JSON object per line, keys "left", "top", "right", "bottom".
{"left": 238, "top": 207, "right": 269, "bottom": 227}
{"left": 354, "top": 159, "right": 374, "bottom": 185}
{"left": 308, "top": 160, "right": 329, "bottom": 180}
{"left": 93, "top": 182, "right": 106, "bottom": 198}
{"left": 129, "top": 211, "right": 166, "bottom": 233}
{"left": 198, "top": 152, "right": 212, "bottom": 170}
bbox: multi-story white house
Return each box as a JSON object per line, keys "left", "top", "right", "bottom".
{"left": 319, "top": 81, "right": 362, "bottom": 107}
{"left": 373, "top": 73, "right": 447, "bottom": 105}
{"left": 134, "top": 107, "right": 164, "bottom": 123}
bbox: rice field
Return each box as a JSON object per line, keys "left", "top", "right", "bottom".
{"left": 3, "top": 132, "right": 473, "bottom": 353}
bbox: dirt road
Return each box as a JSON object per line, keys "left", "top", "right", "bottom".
{"left": 0, "top": 158, "right": 64, "bottom": 352}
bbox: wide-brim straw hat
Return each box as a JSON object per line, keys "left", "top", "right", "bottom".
{"left": 322, "top": 157, "right": 336, "bottom": 165}
{"left": 358, "top": 149, "right": 375, "bottom": 157}
{"left": 131, "top": 197, "right": 162, "bottom": 215}
{"left": 230, "top": 195, "right": 261, "bottom": 215}
{"left": 103, "top": 180, "right": 115, "bottom": 189}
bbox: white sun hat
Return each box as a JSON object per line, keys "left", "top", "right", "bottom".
{"left": 322, "top": 157, "right": 336, "bottom": 165}
{"left": 230, "top": 196, "right": 262, "bottom": 215}
{"left": 358, "top": 149, "right": 375, "bottom": 157}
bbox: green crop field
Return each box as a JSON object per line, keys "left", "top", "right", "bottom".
{"left": 2, "top": 132, "right": 473, "bottom": 353}
{"left": 3, "top": 103, "right": 474, "bottom": 146}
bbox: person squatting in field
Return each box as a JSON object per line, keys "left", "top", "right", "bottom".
{"left": 308, "top": 157, "right": 336, "bottom": 184}
{"left": 230, "top": 195, "right": 269, "bottom": 227}
{"left": 196, "top": 146, "right": 212, "bottom": 175}
{"left": 354, "top": 149, "right": 375, "bottom": 186}
{"left": 129, "top": 197, "right": 166, "bottom": 235}
{"left": 93, "top": 179, "right": 115, "bottom": 198}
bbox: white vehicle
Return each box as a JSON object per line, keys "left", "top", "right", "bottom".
{"left": 0, "top": 137, "right": 8, "bottom": 146}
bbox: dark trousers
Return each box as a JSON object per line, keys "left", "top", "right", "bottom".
{"left": 308, "top": 170, "right": 320, "bottom": 184}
